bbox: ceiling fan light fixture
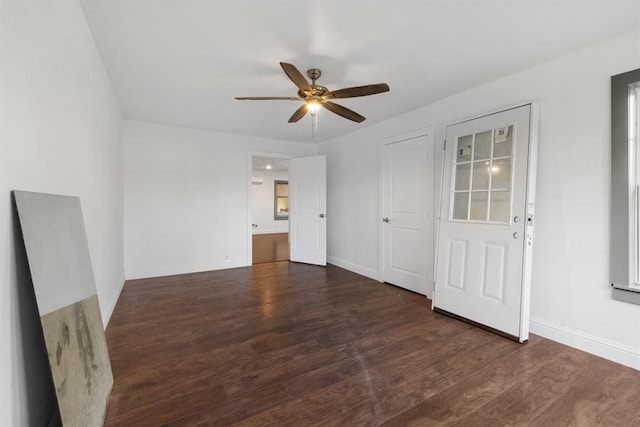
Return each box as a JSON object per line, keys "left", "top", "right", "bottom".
{"left": 306, "top": 99, "right": 321, "bottom": 113}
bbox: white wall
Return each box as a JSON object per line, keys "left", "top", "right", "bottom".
{"left": 0, "top": 0, "right": 125, "bottom": 424}
{"left": 124, "top": 121, "right": 316, "bottom": 279}
{"left": 251, "top": 169, "right": 289, "bottom": 235}
{"left": 319, "top": 29, "right": 640, "bottom": 369}
{"left": 322, "top": 135, "right": 381, "bottom": 279}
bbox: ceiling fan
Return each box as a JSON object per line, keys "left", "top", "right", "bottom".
{"left": 235, "top": 62, "right": 390, "bottom": 123}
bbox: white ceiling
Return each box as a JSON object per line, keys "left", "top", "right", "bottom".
{"left": 253, "top": 156, "right": 289, "bottom": 172}
{"left": 80, "top": 0, "right": 639, "bottom": 143}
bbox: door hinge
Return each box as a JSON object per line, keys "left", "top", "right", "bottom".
{"left": 443, "top": 140, "right": 447, "bottom": 150}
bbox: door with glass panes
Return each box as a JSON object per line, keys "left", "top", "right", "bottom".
{"left": 434, "top": 104, "right": 537, "bottom": 341}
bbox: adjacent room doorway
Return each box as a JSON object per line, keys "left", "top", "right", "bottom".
{"left": 248, "top": 154, "right": 327, "bottom": 267}
{"left": 250, "top": 155, "right": 290, "bottom": 264}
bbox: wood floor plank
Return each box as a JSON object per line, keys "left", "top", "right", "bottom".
{"left": 104, "top": 262, "right": 640, "bottom": 426}
{"left": 106, "top": 382, "right": 228, "bottom": 425}
{"left": 600, "top": 379, "right": 640, "bottom": 426}
{"left": 366, "top": 327, "right": 498, "bottom": 392}
{"left": 252, "top": 233, "right": 289, "bottom": 264}
{"left": 528, "top": 357, "right": 639, "bottom": 426}
{"left": 379, "top": 336, "right": 570, "bottom": 426}
{"left": 452, "top": 344, "right": 594, "bottom": 426}
{"left": 164, "top": 383, "right": 293, "bottom": 426}
{"left": 283, "top": 335, "right": 429, "bottom": 399}
{"left": 222, "top": 343, "right": 356, "bottom": 397}
{"left": 233, "top": 373, "right": 375, "bottom": 427}
{"left": 428, "top": 333, "right": 522, "bottom": 383}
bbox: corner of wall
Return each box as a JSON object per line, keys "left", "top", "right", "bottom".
{"left": 102, "top": 275, "right": 126, "bottom": 328}
{"left": 327, "top": 255, "right": 379, "bottom": 282}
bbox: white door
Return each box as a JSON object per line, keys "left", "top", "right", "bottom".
{"left": 434, "top": 104, "right": 537, "bottom": 341}
{"left": 381, "top": 133, "right": 434, "bottom": 295}
{"left": 289, "top": 155, "right": 327, "bottom": 266}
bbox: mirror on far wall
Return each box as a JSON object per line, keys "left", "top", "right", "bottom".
{"left": 274, "top": 180, "right": 289, "bottom": 220}
{"left": 611, "top": 68, "right": 640, "bottom": 305}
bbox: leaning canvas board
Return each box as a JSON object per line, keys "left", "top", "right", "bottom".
{"left": 14, "top": 191, "right": 113, "bottom": 426}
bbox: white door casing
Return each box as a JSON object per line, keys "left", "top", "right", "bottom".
{"left": 381, "top": 132, "right": 434, "bottom": 295}
{"left": 289, "top": 155, "right": 327, "bottom": 266}
{"left": 434, "top": 104, "right": 538, "bottom": 341}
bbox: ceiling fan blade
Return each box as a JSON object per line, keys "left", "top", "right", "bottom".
{"left": 235, "top": 96, "right": 302, "bottom": 100}
{"left": 322, "top": 101, "right": 365, "bottom": 123}
{"left": 326, "top": 83, "right": 390, "bottom": 99}
{"left": 288, "top": 104, "right": 308, "bottom": 123}
{"left": 280, "top": 62, "right": 313, "bottom": 93}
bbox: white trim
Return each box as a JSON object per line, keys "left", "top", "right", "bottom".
{"left": 125, "top": 262, "right": 240, "bottom": 281}
{"left": 380, "top": 126, "right": 435, "bottom": 146}
{"left": 518, "top": 101, "right": 539, "bottom": 342}
{"left": 327, "top": 256, "right": 379, "bottom": 281}
{"left": 102, "top": 273, "right": 126, "bottom": 327}
{"left": 247, "top": 153, "right": 253, "bottom": 266}
{"left": 433, "top": 131, "right": 448, "bottom": 310}
{"left": 530, "top": 317, "right": 640, "bottom": 370}
{"left": 444, "top": 101, "right": 538, "bottom": 129}
{"left": 378, "top": 140, "right": 384, "bottom": 282}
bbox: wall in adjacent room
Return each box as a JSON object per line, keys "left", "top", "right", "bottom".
{"left": 124, "top": 120, "right": 316, "bottom": 279}
{"left": 0, "top": 0, "right": 125, "bottom": 424}
{"left": 319, "top": 29, "right": 640, "bottom": 369}
{"left": 251, "top": 169, "right": 289, "bottom": 235}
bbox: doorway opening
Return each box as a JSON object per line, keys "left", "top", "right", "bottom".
{"left": 251, "top": 155, "right": 290, "bottom": 264}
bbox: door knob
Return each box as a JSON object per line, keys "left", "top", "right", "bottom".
{"left": 383, "top": 217, "right": 390, "bottom": 223}
{"left": 513, "top": 232, "right": 519, "bottom": 239}
{"left": 319, "top": 213, "right": 325, "bottom": 218}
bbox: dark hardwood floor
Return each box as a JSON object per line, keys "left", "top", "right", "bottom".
{"left": 252, "top": 233, "right": 289, "bottom": 264}
{"left": 104, "top": 262, "right": 640, "bottom": 426}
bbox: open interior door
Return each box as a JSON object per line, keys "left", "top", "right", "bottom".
{"left": 434, "top": 104, "right": 538, "bottom": 342}
{"left": 289, "top": 155, "right": 327, "bottom": 266}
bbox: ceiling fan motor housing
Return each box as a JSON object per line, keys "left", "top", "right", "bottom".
{"left": 298, "top": 85, "right": 328, "bottom": 99}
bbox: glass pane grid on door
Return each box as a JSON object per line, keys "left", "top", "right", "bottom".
{"left": 451, "top": 125, "right": 514, "bottom": 224}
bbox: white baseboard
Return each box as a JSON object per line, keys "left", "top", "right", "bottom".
{"left": 102, "top": 272, "right": 126, "bottom": 327}
{"left": 530, "top": 317, "right": 640, "bottom": 370}
{"left": 125, "top": 261, "right": 246, "bottom": 281}
{"left": 327, "top": 255, "right": 379, "bottom": 281}
{"left": 126, "top": 263, "right": 212, "bottom": 280}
